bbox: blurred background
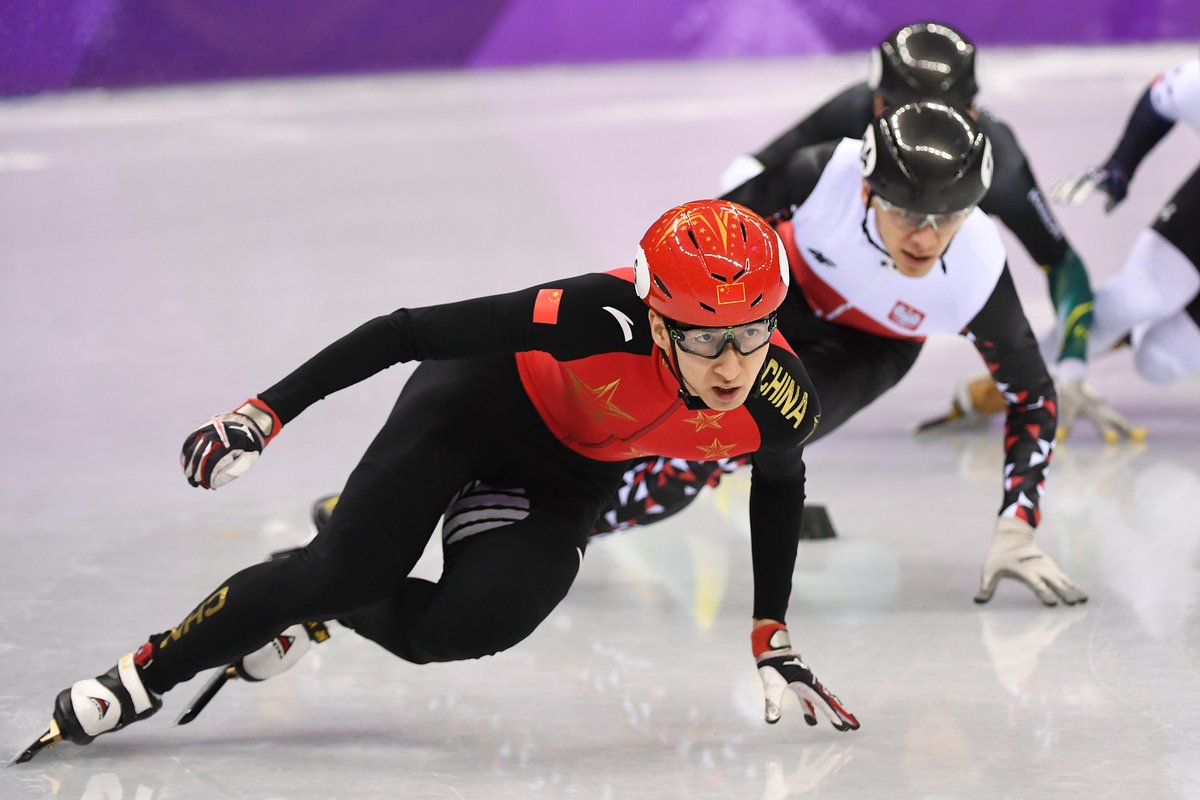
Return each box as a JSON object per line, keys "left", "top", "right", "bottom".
{"left": 6, "top": 1, "right": 1200, "bottom": 95}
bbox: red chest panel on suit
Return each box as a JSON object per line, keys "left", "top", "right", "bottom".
{"left": 516, "top": 350, "right": 763, "bottom": 461}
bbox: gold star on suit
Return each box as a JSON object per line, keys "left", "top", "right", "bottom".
{"left": 684, "top": 410, "right": 726, "bottom": 431}
{"left": 696, "top": 437, "right": 738, "bottom": 459}
{"left": 566, "top": 371, "right": 636, "bottom": 423}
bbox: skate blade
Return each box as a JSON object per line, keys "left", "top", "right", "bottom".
{"left": 914, "top": 410, "right": 961, "bottom": 434}
{"left": 11, "top": 719, "right": 62, "bottom": 765}
{"left": 176, "top": 667, "right": 238, "bottom": 726}
{"left": 914, "top": 407, "right": 989, "bottom": 436}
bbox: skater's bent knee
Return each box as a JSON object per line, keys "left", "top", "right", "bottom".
{"left": 1135, "top": 344, "right": 1193, "bottom": 384}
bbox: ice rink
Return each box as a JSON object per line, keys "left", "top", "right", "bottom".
{"left": 2, "top": 42, "right": 1199, "bottom": 799}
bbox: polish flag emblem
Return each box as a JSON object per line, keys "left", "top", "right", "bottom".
{"left": 888, "top": 301, "right": 925, "bottom": 330}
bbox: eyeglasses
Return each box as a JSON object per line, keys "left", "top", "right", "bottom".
{"left": 667, "top": 315, "right": 777, "bottom": 359}
{"left": 874, "top": 196, "right": 973, "bottom": 232}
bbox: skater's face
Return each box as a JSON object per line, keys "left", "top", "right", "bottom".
{"left": 649, "top": 310, "right": 773, "bottom": 411}
{"left": 863, "top": 183, "right": 970, "bottom": 277}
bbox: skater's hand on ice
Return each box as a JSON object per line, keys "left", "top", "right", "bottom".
{"left": 181, "top": 398, "right": 280, "bottom": 489}
{"left": 1056, "top": 371, "right": 1144, "bottom": 444}
{"left": 752, "top": 621, "right": 859, "bottom": 730}
{"left": 974, "top": 518, "right": 1087, "bottom": 606}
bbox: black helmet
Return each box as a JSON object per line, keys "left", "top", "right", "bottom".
{"left": 870, "top": 22, "right": 978, "bottom": 108}
{"left": 860, "top": 101, "right": 992, "bottom": 215}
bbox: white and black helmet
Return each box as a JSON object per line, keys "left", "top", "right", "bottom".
{"left": 860, "top": 101, "right": 992, "bottom": 215}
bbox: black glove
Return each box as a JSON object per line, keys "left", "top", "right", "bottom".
{"left": 752, "top": 622, "right": 859, "bottom": 731}
{"left": 181, "top": 397, "right": 280, "bottom": 489}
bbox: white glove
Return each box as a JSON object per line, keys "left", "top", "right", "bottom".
{"left": 974, "top": 518, "right": 1087, "bottom": 606}
{"left": 1055, "top": 365, "right": 1144, "bottom": 443}
{"left": 752, "top": 622, "right": 859, "bottom": 730}
{"left": 719, "top": 153, "right": 766, "bottom": 193}
{"left": 1050, "top": 165, "right": 1129, "bottom": 212}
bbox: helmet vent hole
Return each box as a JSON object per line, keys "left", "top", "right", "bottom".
{"left": 750, "top": 294, "right": 764, "bottom": 307}
{"left": 698, "top": 302, "right": 717, "bottom": 314}
{"left": 653, "top": 275, "right": 673, "bottom": 298}
{"left": 687, "top": 229, "right": 701, "bottom": 250}
{"left": 740, "top": 221, "right": 748, "bottom": 242}
{"left": 732, "top": 268, "right": 746, "bottom": 281}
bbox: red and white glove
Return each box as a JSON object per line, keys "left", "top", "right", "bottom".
{"left": 181, "top": 398, "right": 281, "bottom": 489}
{"left": 752, "top": 622, "right": 859, "bottom": 731}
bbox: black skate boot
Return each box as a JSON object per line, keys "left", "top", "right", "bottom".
{"left": 262, "top": 493, "right": 336, "bottom": 563}
{"left": 14, "top": 644, "right": 161, "bottom": 763}
{"left": 310, "top": 493, "right": 338, "bottom": 535}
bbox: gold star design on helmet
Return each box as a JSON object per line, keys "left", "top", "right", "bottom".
{"left": 696, "top": 437, "right": 738, "bottom": 459}
{"left": 566, "top": 371, "right": 636, "bottom": 423}
{"left": 684, "top": 410, "right": 726, "bottom": 432}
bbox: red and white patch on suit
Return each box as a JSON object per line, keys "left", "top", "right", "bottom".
{"left": 887, "top": 301, "right": 926, "bottom": 331}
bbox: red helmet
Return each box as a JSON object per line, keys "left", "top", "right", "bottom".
{"left": 634, "top": 200, "right": 789, "bottom": 326}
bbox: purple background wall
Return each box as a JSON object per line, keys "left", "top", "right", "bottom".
{"left": 4, "top": 0, "right": 1200, "bottom": 96}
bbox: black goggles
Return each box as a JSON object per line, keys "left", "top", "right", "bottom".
{"left": 666, "top": 314, "right": 778, "bottom": 359}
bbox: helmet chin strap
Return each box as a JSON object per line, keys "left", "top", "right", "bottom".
{"left": 861, "top": 194, "right": 894, "bottom": 263}
{"left": 660, "top": 339, "right": 710, "bottom": 410}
